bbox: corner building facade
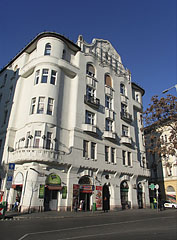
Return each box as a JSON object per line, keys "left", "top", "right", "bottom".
{"left": 0, "top": 32, "right": 150, "bottom": 212}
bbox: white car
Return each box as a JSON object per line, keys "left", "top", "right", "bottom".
{"left": 164, "top": 200, "right": 177, "bottom": 209}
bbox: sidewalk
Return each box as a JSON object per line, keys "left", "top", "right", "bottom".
{"left": 2, "top": 208, "right": 168, "bottom": 220}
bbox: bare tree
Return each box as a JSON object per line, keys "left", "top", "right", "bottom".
{"left": 143, "top": 94, "right": 177, "bottom": 157}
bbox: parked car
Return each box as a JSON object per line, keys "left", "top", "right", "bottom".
{"left": 163, "top": 200, "right": 177, "bottom": 209}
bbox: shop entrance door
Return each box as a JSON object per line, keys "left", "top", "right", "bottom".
{"left": 44, "top": 187, "right": 58, "bottom": 211}
{"left": 79, "top": 191, "right": 91, "bottom": 211}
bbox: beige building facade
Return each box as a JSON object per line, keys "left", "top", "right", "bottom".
{"left": 0, "top": 32, "right": 150, "bottom": 212}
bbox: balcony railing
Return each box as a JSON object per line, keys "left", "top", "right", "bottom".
{"left": 120, "top": 111, "right": 132, "bottom": 122}
{"left": 84, "top": 95, "right": 100, "bottom": 108}
{"left": 103, "top": 131, "right": 116, "bottom": 140}
{"left": 82, "top": 124, "right": 97, "bottom": 134}
{"left": 11, "top": 147, "right": 63, "bottom": 164}
{"left": 121, "top": 136, "right": 132, "bottom": 145}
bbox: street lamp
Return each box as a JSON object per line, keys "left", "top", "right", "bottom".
{"left": 162, "top": 84, "right": 177, "bottom": 94}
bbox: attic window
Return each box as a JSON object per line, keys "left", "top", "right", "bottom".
{"left": 86, "top": 64, "right": 95, "bottom": 77}
{"left": 44, "top": 43, "right": 51, "bottom": 56}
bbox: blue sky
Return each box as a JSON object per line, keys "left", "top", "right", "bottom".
{"left": 0, "top": 0, "right": 176, "bottom": 109}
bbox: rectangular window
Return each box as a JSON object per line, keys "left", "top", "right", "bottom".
{"left": 121, "top": 103, "right": 127, "bottom": 114}
{"left": 41, "top": 69, "right": 48, "bottom": 83}
{"left": 105, "top": 119, "right": 113, "bottom": 131}
{"left": 30, "top": 97, "right": 36, "bottom": 114}
{"left": 35, "top": 70, "right": 40, "bottom": 84}
{"left": 86, "top": 86, "right": 95, "bottom": 99}
{"left": 105, "top": 146, "right": 109, "bottom": 162}
{"left": 47, "top": 98, "right": 54, "bottom": 115}
{"left": 91, "top": 142, "right": 96, "bottom": 159}
{"left": 122, "top": 150, "right": 126, "bottom": 165}
{"left": 122, "top": 125, "right": 128, "bottom": 137}
{"left": 120, "top": 84, "right": 125, "bottom": 95}
{"left": 34, "top": 131, "right": 41, "bottom": 148}
{"left": 37, "top": 97, "right": 45, "bottom": 114}
{"left": 85, "top": 110, "right": 95, "bottom": 125}
{"left": 46, "top": 132, "right": 52, "bottom": 149}
{"left": 128, "top": 152, "right": 131, "bottom": 166}
{"left": 50, "top": 70, "right": 57, "bottom": 85}
{"left": 111, "top": 148, "right": 115, "bottom": 163}
{"left": 83, "top": 140, "right": 89, "bottom": 158}
{"left": 105, "top": 95, "right": 112, "bottom": 109}
{"left": 25, "top": 132, "right": 30, "bottom": 148}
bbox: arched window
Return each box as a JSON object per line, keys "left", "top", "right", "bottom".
{"left": 105, "top": 74, "right": 112, "bottom": 88}
{"left": 120, "top": 83, "right": 125, "bottom": 95}
{"left": 86, "top": 64, "right": 95, "bottom": 77}
{"left": 44, "top": 43, "right": 51, "bottom": 56}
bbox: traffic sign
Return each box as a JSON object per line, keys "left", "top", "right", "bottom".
{"left": 9, "top": 163, "right": 15, "bottom": 170}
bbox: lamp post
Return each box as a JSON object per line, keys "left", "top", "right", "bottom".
{"left": 162, "top": 84, "right": 177, "bottom": 94}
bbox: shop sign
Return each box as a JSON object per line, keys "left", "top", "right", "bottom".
{"left": 73, "top": 184, "right": 79, "bottom": 198}
{"left": 62, "top": 186, "right": 67, "bottom": 199}
{"left": 80, "top": 185, "right": 93, "bottom": 193}
{"left": 46, "top": 174, "right": 61, "bottom": 185}
{"left": 39, "top": 184, "right": 45, "bottom": 199}
{"left": 95, "top": 186, "right": 102, "bottom": 209}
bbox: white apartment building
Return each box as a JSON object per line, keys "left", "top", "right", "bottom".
{"left": 0, "top": 32, "right": 150, "bottom": 212}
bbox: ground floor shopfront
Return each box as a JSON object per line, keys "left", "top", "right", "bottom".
{"left": 2, "top": 163, "right": 150, "bottom": 212}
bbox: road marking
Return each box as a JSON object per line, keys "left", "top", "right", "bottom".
{"left": 56, "top": 227, "right": 177, "bottom": 240}
{"left": 18, "top": 216, "right": 175, "bottom": 240}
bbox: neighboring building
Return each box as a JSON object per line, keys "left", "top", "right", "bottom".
{"left": 0, "top": 32, "right": 150, "bottom": 212}
{"left": 145, "top": 121, "right": 177, "bottom": 203}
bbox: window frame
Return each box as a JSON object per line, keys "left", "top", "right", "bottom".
{"left": 47, "top": 98, "right": 54, "bottom": 115}
{"left": 37, "top": 97, "right": 45, "bottom": 114}
{"left": 34, "top": 70, "right": 40, "bottom": 85}
{"left": 41, "top": 69, "right": 49, "bottom": 83}
{"left": 85, "top": 110, "right": 95, "bottom": 125}
{"left": 30, "top": 97, "right": 36, "bottom": 114}
{"left": 105, "top": 118, "right": 113, "bottom": 131}
{"left": 50, "top": 70, "right": 57, "bottom": 85}
{"left": 44, "top": 43, "right": 51, "bottom": 56}
{"left": 34, "top": 130, "right": 41, "bottom": 148}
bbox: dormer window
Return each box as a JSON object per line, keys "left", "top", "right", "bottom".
{"left": 105, "top": 74, "right": 112, "bottom": 88}
{"left": 44, "top": 43, "right": 51, "bottom": 56}
{"left": 86, "top": 64, "right": 95, "bottom": 77}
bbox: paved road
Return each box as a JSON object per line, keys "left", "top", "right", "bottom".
{"left": 0, "top": 209, "right": 177, "bottom": 240}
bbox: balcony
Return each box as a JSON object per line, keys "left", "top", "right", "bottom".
{"left": 103, "top": 131, "right": 116, "bottom": 140}
{"left": 82, "top": 124, "right": 97, "bottom": 134}
{"left": 121, "top": 136, "right": 132, "bottom": 145}
{"left": 11, "top": 147, "right": 62, "bottom": 164}
{"left": 121, "top": 94, "right": 128, "bottom": 104}
{"left": 105, "top": 108, "right": 115, "bottom": 120}
{"left": 86, "top": 75, "right": 97, "bottom": 88}
{"left": 105, "top": 85, "right": 113, "bottom": 97}
{"left": 84, "top": 95, "right": 100, "bottom": 109}
{"left": 120, "top": 111, "right": 132, "bottom": 123}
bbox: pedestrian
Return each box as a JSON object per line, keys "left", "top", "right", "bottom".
{"left": 153, "top": 197, "right": 157, "bottom": 209}
{"left": 103, "top": 196, "right": 109, "bottom": 212}
{"left": 74, "top": 198, "right": 78, "bottom": 212}
{"left": 13, "top": 198, "right": 19, "bottom": 211}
